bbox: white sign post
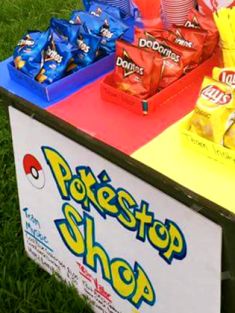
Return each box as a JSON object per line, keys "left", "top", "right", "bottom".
{"left": 9, "top": 106, "right": 222, "bottom": 313}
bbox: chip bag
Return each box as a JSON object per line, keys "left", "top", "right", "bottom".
{"left": 136, "top": 28, "right": 172, "bottom": 41}
{"left": 50, "top": 17, "right": 83, "bottom": 44}
{"left": 184, "top": 8, "right": 219, "bottom": 60}
{"left": 98, "top": 16, "right": 128, "bottom": 53}
{"left": 113, "top": 40, "right": 162, "bottom": 99}
{"left": 71, "top": 31, "right": 101, "bottom": 66}
{"left": 70, "top": 11, "right": 104, "bottom": 35}
{"left": 213, "top": 67, "right": 235, "bottom": 89}
{"left": 36, "top": 38, "right": 72, "bottom": 84}
{"left": 190, "top": 76, "right": 235, "bottom": 144}
{"left": 171, "top": 26, "right": 207, "bottom": 62}
{"left": 70, "top": 10, "right": 128, "bottom": 53}
{"left": 88, "top": 1, "right": 121, "bottom": 19}
{"left": 13, "top": 29, "right": 51, "bottom": 79}
{"left": 88, "top": 10, "right": 128, "bottom": 54}
{"left": 134, "top": 29, "right": 199, "bottom": 88}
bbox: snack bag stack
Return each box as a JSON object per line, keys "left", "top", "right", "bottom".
{"left": 189, "top": 64, "right": 235, "bottom": 150}
{"left": 13, "top": 3, "right": 129, "bottom": 84}
{"left": 213, "top": 7, "right": 235, "bottom": 67}
{"left": 111, "top": 8, "right": 219, "bottom": 101}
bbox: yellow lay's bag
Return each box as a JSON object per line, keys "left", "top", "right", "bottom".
{"left": 190, "top": 76, "right": 235, "bottom": 144}
{"left": 213, "top": 67, "right": 235, "bottom": 89}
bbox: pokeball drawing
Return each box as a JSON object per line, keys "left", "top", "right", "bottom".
{"left": 23, "top": 154, "right": 45, "bottom": 189}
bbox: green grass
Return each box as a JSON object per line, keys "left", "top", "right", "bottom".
{"left": 0, "top": 1, "right": 93, "bottom": 312}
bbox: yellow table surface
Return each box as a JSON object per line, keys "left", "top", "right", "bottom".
{"left": 132, "top": 115, "right": 235, "bottom": 215}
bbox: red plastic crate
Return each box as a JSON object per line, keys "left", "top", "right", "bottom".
{"left": 100, "top": 49, "right": 222, "bottom": 115}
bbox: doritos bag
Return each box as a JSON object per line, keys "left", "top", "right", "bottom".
{"left": 71, "top": 31, "right": 101, "bottom": 66}
{"left": 70, "top": 11, "right": 104, "bottom": 35}
{"left": 135, "top": 29, "right": 199, "bottom": 88}
{"left": 50, "top": 18, "right": 83, "bottom": 44}
{"left": 113, "top": 40, "right": 162, "bottom": 99}
{"left": 14, "top": 29, "right": 51, "bottom": 79}
{"left": 184, "top": 8, "right": 219, "bottom": 60}
{"left": 88, "top": 1, "right": 121, "bottom": 19}
{"left": 70, "top": 10, "right": 128, "bottom": 53}
{"left": 171, "top": 26, "right": 207, "bottom": 63}
{"left": 139, "top": 28, "right": 173, "bottom": 41}
{"left": 36, "top": 37, "right": 72, "bottom": 84}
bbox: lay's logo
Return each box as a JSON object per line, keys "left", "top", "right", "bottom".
{"left": 201, "top": 85, "right": 232, "bottom": 105}
{"left": 219, "top": 71, "right": 235, "bottom": 88}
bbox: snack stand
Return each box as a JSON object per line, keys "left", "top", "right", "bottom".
{"left": 1, "top": 1, "right": 235, "bottom": 313}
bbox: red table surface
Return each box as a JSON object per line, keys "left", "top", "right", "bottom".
{"left": 47, "top": 52, "right": 220, "bottom": 155}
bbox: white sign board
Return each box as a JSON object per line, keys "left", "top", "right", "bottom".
{"left": 9, "top": 106, "right": 222, "bottom": 313}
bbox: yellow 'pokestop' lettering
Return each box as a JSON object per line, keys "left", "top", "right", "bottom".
{"left": 42, "top": 146, "right": 187, "bottom": 266}
{"left": 42, "top": 147, "right": 188, "bottom": 309}
{"left": 55, "top": 203, "right": 156, "bottom": 309}
{"left": 42, "top": 147, "right": 187, "bottom": 264}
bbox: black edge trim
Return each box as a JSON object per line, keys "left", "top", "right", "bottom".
{"left": 1, "top": 86, "right": 235, "bottom": 225}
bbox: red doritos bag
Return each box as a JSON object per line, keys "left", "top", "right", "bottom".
{"left": 171, "top": 25, "right": 207, "bottom": 63}
{"left": 134, "top": 29, "right": 199, "bottom": 88}
{"left": 113, "top": 40, "right": 162, "bottom": 99}
{"left": 138, "top": 28, "right": 173, "bottom": 41}
{"left": 184, "top": 8, "right": 219, "bottom": 60}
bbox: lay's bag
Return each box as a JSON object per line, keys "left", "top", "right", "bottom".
{"left": 190, "top": 76, "right": 235, "bottom": 144}
{"left": 213, "top": 67, "right": 235, "bottom": 89}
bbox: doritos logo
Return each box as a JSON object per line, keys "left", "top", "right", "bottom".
{"left": 116, "top": 50, "right": 144, "bottom": 77}
{"left": 77, "top": 39, "right": 90, "bottom": 53}
{"left": 219, "top": 71, "right": 235, "bottom": 88}
{"left": 45, "top": 42, "right": 63, "bottom": 63}
{"left": 174, "top": 30, "right": 193, "bottom": 48}
{"left": 201, "top": 85, "right": 232, "bottom": 104}
{"left": 100, "top": 26, "right": 113, "bottom": 39}
{"left": 184, "top": 17, "right": 200, "bottom": 29}
{"left": 18, "top": 35, "right": 34, "bottom": 47}
{"left": 138, "top": 37, "right": 180, "bottom": 63}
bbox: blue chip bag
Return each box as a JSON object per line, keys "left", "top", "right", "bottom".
{"left": 98, "top": 14, "right": 129, "bottom": 53}
{"left": 70, "top": 10, "right": 128, "bottom": 54}
{"left": 50, "top": 17, "right": 83, "bottom": 44}
{"left": 65, "top": 59, "right": 81, "bottom": 75}
{"left": 36, "top": 37, "right": 72, "bottom": 84}
{"left": 71, "top": 31, "right": 101, "bottom": 66}
{"left": 88, "top": 1, "right": 121, "bottom": 19}
{"left": 13, "top": 29, "right": 51, "bottom": 78}
{"left": 70, "top": 11, "right": 104, "bottom": 36}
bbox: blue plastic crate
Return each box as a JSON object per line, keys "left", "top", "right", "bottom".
{"left": 8, "top": 54, "right": 115, "bottom": 102}
{"left": 8, "top": 0, "right": 141, "bottom": 102}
